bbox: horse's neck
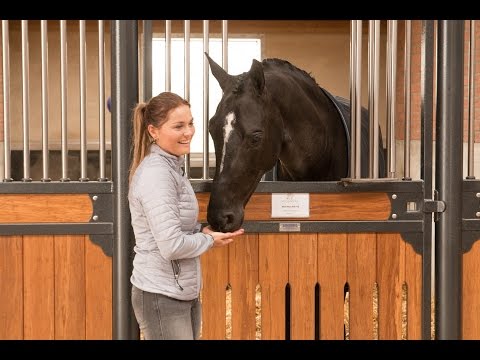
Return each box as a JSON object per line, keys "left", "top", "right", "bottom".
{"left": 269, "top": 83, "right": 348, "bottom": 181}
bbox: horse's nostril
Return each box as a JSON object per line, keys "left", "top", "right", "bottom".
{"left": 224, "top": 212, "right": 234, "bottom": 225}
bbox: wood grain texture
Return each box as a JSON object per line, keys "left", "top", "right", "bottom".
{"left": 347, "top": 233, "right": 376, "bottom": 340}
{"left": 289, "top": 233, "right": 317, "bottom": 339}
{"left": 0, "top": 236, "right": 23, "bottom": 339}
{"left": 85, "top": 237, "right": 112, "bottom": 340}
{"left": 23, "top": 235, "right": 55, "bottom": 339}
{"left": 258, "top": 233, "right": 289, "bottom": 339}
{"left": 196, "top": 192, "right": 391, "bottom": 222}
{"left": 200, "top": 245, "right": 229, "bottom": 339}
{"left": 0, "top": 194, "right": 93, "bottom": 223}
{"left": 376, "top": 233, "right": 403, "bottom": 339}
{"left": 229, "top": 234, "right": 259, "bottom": 340}
{"left": 54, "top": 235, "right": 86, "bottom": 339}
{"left": 405, "top": 241, "right": 422, "bottom": 339}
{"left": 317, "top": 233, "right": 347, "bottom": 339}
{"left": 463, "top": 240, "right": 480, "bottom": 339}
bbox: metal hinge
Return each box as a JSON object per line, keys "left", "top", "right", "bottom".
{"left": 423, "top": 190, "right": 446, "bottom": 221}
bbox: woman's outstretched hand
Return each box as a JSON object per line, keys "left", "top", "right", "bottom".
{"left": 202, "top": 225, "right": 244, "bottom": 247}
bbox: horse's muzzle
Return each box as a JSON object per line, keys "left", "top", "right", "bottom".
{"left": 207, "top": 206, "right": 244, "bottom": 232}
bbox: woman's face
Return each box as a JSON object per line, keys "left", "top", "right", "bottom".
{"left": 149, "top": 104, "right": 195, "bottom": 157}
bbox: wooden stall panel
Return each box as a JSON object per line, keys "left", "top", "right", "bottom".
{"left": 197, "top": 192, "right": 391, "bottom": 222}
{"left": 317, "top": 233, "right": 347, "bottom": 340}
{"left": 259, "top": 233, "right": 289, "bottom": 340}
{"left": 376, "top": 233, "right": 404, "bottom": 339}
{"left": 200, "top": 245, "right": 229, "bottom": 339}
{"left": 23, "top": 235, "right": 55, "bottom": 339}
{"left": 54, "top": 235, "right": 86, "bottom": 340}
{"left": 289, "top": 233, "right": 317, "bottom": 340}
{"left": 229, "top": 234, "right": 259, "bottom": 340}
{"left": 405, "top": 241, "right": 422, "bottom": 339}
{"left": 0, "top": 236, "right": 23, "bottom": 339}
{"left": 85, "top": 237, "right": 112, "bottom": 340}
{"left": 347, "top": 233, "right": 376, "bottom": 340}
{"left": 463, "top": 240, "right": 480, "bottom": 339}
{"left": 0, "top": 194, "right": 93, "bottom": 223}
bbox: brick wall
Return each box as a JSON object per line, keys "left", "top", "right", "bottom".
{"left": 396, "top": 20, "right": 480, "bottom": 142}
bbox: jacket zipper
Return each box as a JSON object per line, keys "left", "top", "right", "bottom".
{"left": 171, "top": 260, "right": 184, "bottom": 291}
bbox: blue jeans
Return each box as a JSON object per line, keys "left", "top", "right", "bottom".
{"left": 131, "top": 285, "right": 202, "bottom": 340}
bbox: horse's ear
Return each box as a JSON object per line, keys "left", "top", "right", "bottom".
{"left": 204, "top": 52, "right": 233, "bottom": 91}
{"left": 249, "top": 59, "right": 265, "bottom": 94}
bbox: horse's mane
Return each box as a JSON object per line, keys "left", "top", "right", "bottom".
{"left": 232, "top": 58, "right": 321, "bottom": 95}
{"left": 261, "top": 58, "right": 321, "bottom": 89}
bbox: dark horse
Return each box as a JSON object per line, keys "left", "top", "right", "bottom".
{"left": 205, "top": 54, "right": 386, "bottom": 232}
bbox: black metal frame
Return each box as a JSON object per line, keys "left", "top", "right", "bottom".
{"left": 111, "top": 20, "right": 139, "bottom": 340}
{"left": 435, "top": 20, "right": 464, "bottom": 340}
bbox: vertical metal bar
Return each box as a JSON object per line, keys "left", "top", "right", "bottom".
{"left": 98, "top": 20, "right": 107, "bottom": 181}
{"left": 142, "top": 20, "right": 152, "bottom": 102}
{"left": 184, "top": 20, "right": 191, "bottom": 178}
{"left": 111, "top": 19, "right": 138, "bottom": 340}
{"left": 41, "top": 20, "right": 50, "bottom": 182}
{"left": 420, "top": 19, "right": 434, "bottom": 340}
{"left": 467, "top": 20, "right": 476, "bottom": 179}
{"left": 386, "top": 20, "right": 398, "bottom": 178}
{"left": 222, "top": 20, "right": 228, "bottom": 73}
{"left": 79, "top": 20, "right": 88, "bottom": 181}
{"left": 368, "top": 20, "right": 380, "bottom": 179}
{"left": 202, "top": 20, "right": 210, "bottom": 179}
{"left": 404, "top": 20, "right": 412, "bottom": 181}
{"left": 21, "top": 20, "right": 31, "bottom": 182}
{"left": 435, "top": 20, "right": 464, "bottom": 340}
{"left": 2, "top": 20, "right": 12, "bottom": 182}
{"left": 350, "top": 20, "right": 362, "bottom": 179}
{"left": 165, "top": 20, "right": 171, "bottom": 92}
{"left": 60, "top": 20, "right": 69, "bottom": 182}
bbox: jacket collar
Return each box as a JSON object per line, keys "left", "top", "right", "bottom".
{"left": 150, "top": 143, "right": 185, "bottom": 172}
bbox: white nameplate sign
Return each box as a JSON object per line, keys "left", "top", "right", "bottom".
{"left": 271, "top": 193, "right": 310, "bottom": 218}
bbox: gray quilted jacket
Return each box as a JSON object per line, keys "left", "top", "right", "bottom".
{"left": 129, "top": 144, "right": 214, "bottom": 300}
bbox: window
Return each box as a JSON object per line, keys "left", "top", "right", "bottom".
{"left": 152, "top": 37, "right": 261, "bottom": 165}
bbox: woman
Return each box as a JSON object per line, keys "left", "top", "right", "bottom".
{"left": 128, "top": 92, "right": 244, "bottom": 340}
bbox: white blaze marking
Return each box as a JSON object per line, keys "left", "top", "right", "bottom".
{"left": 220, "top": 112, "right": 236, "bottom": 173}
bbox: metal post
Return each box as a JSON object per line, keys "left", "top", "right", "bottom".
{"left": 386, "top": 20, "right": 398, "bottom": 179}
{"left": 98, "top": 20, "right": 108, "bottom": 181}
{"left": 467, "top": 20, "right": 476, "bottom": 179}
{"left": 79, "top": 20, "right": 88, "bottom": 182}
{"left": 202, "top": 20, "right": 210, "bottom": 179}
{"left": 403, "top": 20, "right": 412, "bottom": 181}
{"left": 420, "top": 20, "right": 434, "bottom": 340}
{"left": 111, "top": 20, "right": 139, "bottom": 340}
{"left": 165, "top": 20, "right": 171, "bottom": 92}
{"left": 368, "top": 20, "right": 380, "bottom": 179}
{"left": 184, "top": 20, "right": 191, "bottom": 178}
{"left": 142, "top": 20, "right": 152, "bottom": 102}
{"left": 435, "top": 20, "right": 464, "bottom": 340}
{"left": 21, "top": 20, "right": 31, "bottom": 182}
{"left": 350, "top": 20, "right": 362, "bottom": 179}
{"left": 2, "top": 20, "right": 12, "bottom": 182}
{"left": 60, "top": 20, "right": 69, "bottom": 182}
{"left": 40, "top": 20, "right": 50, "bottom": 182}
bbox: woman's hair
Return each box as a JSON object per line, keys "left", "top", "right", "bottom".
{"left": 129, "top": 92, "right": 190, "bottom": 183}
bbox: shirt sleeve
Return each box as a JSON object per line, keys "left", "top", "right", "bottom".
{"left": 137, "top": 164, "right": 213, "bottom": 261}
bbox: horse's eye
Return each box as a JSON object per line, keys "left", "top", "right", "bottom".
{"left": 249, "top": 132, "right": 263, "bottom": 146}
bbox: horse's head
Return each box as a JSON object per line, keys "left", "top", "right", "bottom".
{"left": 205, "top": 53, "right": 283, "bottom": 231}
